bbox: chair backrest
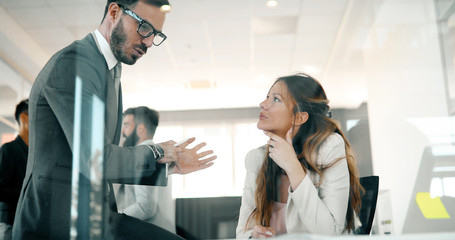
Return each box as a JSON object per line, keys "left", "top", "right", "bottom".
{"left": 354, "top": 175, "right": 379, "bottom": 235}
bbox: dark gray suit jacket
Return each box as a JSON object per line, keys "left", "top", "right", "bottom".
{"left": 13, "top": 34, "right": 158, "bottom": 239}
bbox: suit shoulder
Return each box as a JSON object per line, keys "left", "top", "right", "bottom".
{"left": 0, "top": 141, "right": 15, "bottom": 160}
{"left": 317, "top": 133, "right": 346, "bottom": 165}
{"left": 322, "top": 133, "right": 345, "bottom": 149}
{"left": 37, "top": 35, "right": 107, "bottom": 92}
{"left": 59, "top": 35, "right": 103, "bottom": 62}
{"left": 0, "top": 140, "right": 17, "bottom": 152}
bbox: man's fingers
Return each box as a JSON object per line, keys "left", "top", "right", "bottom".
{"left": 159, "top": 140, "right": 176, "bottom": 146}
{"left": 197, "top": 162, "right": 214, "bottom": 170}
{"left": 198, "top": 155, "right": 217, "bottom": 164}
{"left": 197, "top": 150, "right": 214, "bottom": 158}
{"left": 176, "top": 137, "right": 195, "bottom": 148}
{"left": 191, "top": 142, "right": 207, "bottom": 151}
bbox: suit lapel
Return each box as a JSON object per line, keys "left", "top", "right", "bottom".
{"left": 88, "top": 33, "right": 120, "bottom": 144}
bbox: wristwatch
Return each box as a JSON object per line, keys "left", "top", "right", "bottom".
{"left": 147, "top": 144, "right": 165, "bottom": 161}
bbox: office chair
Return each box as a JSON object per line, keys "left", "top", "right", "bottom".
{"left": 354, "top": 175, "right": 379, "bottom": 235}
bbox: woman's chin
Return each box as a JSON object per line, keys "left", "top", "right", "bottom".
{"left": 257, "top": 123, "right": 266, "bottom": 131}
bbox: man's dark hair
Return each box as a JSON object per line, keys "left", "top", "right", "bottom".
{"left": 14, "top": 99, "right": 29, "bottom": 124}
{"left": 124, "top": 106, "right": 159, "bottom": 137}
{"left": 102, "top": 0, "right": 170, "bottom": 22}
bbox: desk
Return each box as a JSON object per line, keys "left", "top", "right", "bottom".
{"left": 268, "top": 232, "right": 455, "bottom": 240}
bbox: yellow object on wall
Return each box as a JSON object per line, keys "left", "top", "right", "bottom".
{"left": 416, "top": 192, "right": 451, "bottom": 219}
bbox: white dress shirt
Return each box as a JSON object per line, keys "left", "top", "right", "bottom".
{"left": 92, "top": 29, "right": 118, "bottom": 71}
{"left": 236, "top": 133, "right": 351, "bottom": 238}
{"left": 115, "top": 139, "right": 176, "bottom": 233}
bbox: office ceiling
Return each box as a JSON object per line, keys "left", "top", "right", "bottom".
{"left": 0, "top": 0, "right": 379, "bottom": 115}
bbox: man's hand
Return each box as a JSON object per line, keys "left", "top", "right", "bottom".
{"left": 171, "top": 137, "right": 217, "bottom": 175}
{"left": 156, "top": 140, "right": 180, "bottom": 164}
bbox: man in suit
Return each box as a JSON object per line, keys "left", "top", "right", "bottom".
{"left": 0, "top": 99, "right": 29, "bottom": 240}
{"left": 12, "top": 1, "right": 216, "bottom": 239}
{"left": 116, "top": 106, "right": 176, "bottom": 233}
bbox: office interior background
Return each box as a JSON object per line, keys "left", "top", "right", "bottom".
{"left": 1, "top": 0, "right": 454, "bottom": 238}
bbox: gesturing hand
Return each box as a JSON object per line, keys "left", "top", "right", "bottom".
{"left": 157, "top": 140, "right": 179, "bottom": 164}
{"left": 171, "top": 137, "right": 217, "bottom": 175}
{"left": 264, "top": 129, "right": 299, "bottom": 173}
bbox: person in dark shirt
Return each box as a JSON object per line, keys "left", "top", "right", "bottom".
{"left": 0, "top": 99, "right": 29, "bottom": 240}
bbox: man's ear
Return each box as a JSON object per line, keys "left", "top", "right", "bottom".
{"left": 108, "top": 3, "right": 122, "bottom": 23}
{"left": 136, "top": 123, "right": 146, "bottom": 135}
{"left": 19, "top": 112, "right": 29, "bottom": 128}
{"left": 294, "top": 112, "right": 309, "bottom": 126}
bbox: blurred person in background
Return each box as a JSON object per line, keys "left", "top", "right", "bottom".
{"left": 116, "top": 106, "right": 175, "bottom": 233}
{"left": 0, "top": 99, "right": 29, "bottom": 240}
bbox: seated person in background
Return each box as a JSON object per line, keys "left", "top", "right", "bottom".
{"left": 236, "top": 73, "right": 364, "bottom": 238}
{"left": 116, "top": 106, "right": 175, "bottom": 233}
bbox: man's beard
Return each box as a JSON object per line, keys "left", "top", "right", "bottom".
{"left": 123, "top": 127, "right": 139, "bottom": 147}
{"left": 111, "top": 18, "right": 139, "bottom": 65}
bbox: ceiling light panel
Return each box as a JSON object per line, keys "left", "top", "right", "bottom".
{"left": 250, "top": 0, "right": 300, "bottom": 17}
{"left": 28, "top": 27, "right": 74, "bottom": 47}
{"left": 252, "top": 16, "right": 298, "bottom": 35}
{"left": 0, "top": 0, "right": 46, "bottom": 8}
{"left": 7, "top": 6, "right": 60, "bottom": 29}
{"left": 297, "top": 14, "right": 344, "bottom": 33}
{"left": 300, "top": 0, "right": 348, "bottom": 15}
{"left": 51, "top": 4, "right": 104, "bottom": 27}
{"left": 203, "top": 0, "right": 251, "bottom": 20}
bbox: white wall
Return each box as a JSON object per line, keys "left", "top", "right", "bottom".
{"left": 364, "top": 0, "right": 448, "bottom": 234}
{"left": 0, "top": 59, "right": 31, "bottom": 117}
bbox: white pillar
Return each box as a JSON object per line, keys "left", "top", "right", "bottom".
{"left": 364, "top": 0, "right": 449, "bottom": 234}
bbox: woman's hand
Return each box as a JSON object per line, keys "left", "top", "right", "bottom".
{"left": 263, "top": 129, "right": 299, "bottom": 173}
{"left": 251, "top": 225, "right": 276, "bottom": 238}
{"left": 264, "top": 129, "right": 306, "bottom": 190}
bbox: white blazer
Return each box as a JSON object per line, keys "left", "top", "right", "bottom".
{"left": 236, "top": 133, "right": 350, "bottom": 238}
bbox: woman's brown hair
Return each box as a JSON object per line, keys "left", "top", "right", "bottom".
{"left": 246, "top": 73, "right": 364, "bottom": 232}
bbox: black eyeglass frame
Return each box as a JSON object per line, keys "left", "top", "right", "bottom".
{"left": 117, "top": 3, "right": 167, "bottom": 46}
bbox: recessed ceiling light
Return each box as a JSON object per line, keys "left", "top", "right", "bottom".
{"left": 266, "top": 0, "right": 278, "bottom": 8}
{"left": 160, "top": 5, "right": 172, "bottom": 13}
{"left": 302, "top": 65, "right": 320, "bottom": 77}
{"left": 186, "top": 79, "right": 216, "bottom": 90}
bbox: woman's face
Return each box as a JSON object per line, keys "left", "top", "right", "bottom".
{"left": 257, "top": 81, "right": 295, "bottom": 138}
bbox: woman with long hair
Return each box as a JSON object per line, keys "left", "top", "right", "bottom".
{"left": 236, "top": 73, "right": 363, "bottom": 238}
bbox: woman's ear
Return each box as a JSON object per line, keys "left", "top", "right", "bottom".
{"left": 294, "top": 112, "right": 309, "bottom": 126}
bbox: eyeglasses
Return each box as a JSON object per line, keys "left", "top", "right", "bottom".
{"left": 117, "top": 4, "right": 167, "bottom": 46}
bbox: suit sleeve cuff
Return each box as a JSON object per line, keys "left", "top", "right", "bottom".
{"left": 146, "top": 144, "right": 164, "bottom": 161}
